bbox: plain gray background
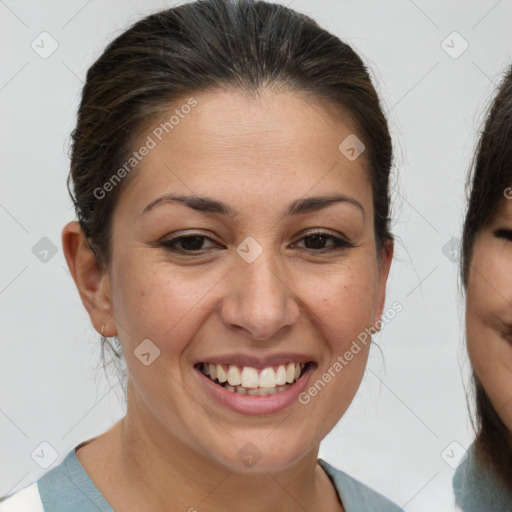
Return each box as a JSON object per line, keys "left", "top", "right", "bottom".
{"left": 1, "top": 1, "right": 512, "bottom": 510}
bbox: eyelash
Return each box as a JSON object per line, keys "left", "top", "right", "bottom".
{"left": 494, "top": 229, "right": 512, "bottom": 241}
{"left": 159, "top": 231, "right": 354, "bottom": 255}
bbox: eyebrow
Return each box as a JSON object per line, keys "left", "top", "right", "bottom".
{"left": 139, "top": 193, "right": 365, "bottom": 219}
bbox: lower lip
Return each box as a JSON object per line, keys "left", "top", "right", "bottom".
{"left": 194, "top": 364, "right": 316, "bottom": 415}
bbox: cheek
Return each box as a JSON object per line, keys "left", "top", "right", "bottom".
{"left": 468, "top": 241, "right": 512, "bottom": 313}
{"left": 111, "top": 249, "right": 379, "bottom": 361}
{"left": 302, "top": 258, "right": 378, "bottom": 352}
{"left": 465, "top": 268, "right": 499, "bottom": 372}
{"left": 110, "top": 256, "right": 217, "bottom": 349}
{"left": 466, "top": 246, "right": 512, "bottom": 408}
{"left": 467, "top": 245, "right": 512, "bottom": 345}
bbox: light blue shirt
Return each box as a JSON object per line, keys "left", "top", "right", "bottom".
{"left": 453, "top": 441, "right": 512, "bottom": 511}
{"left": 2, "top": 444, "right": 403, "bottom": 511}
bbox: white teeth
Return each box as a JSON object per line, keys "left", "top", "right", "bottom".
{"left": 201, "top": 362, "right": 307, "bottom": 390}
{"left": 227, "top": 365, "right": 242, "bottom": 386}
{"left": 259, "top": 367, "right": 277, "bottom": 388}
{"left": 275, "top": 365, "right": 287, "bottom": 385}
{"left": 248, "top": 387, "right": 272, "bottom": 396}
{"left": 286, "top": 363, "right": 295, "bottom": 384}
{"left": 216, "top": 364, "right": 227, "bottom": 383}
{"left": 241, "top": 367, "right": 259, "bottom": 388}
{"left": 246, "top": 385, "right": 289, "bottom": 396}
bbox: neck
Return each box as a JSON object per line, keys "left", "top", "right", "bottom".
{"left": 107, "top": 386, "right": 343, "bottom": 512}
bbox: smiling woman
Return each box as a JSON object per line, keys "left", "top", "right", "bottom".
{"left": 0, "top": 1, "right": 399, "bottom": 511}
{"left": 454, "top": 66, "right": 512, "bottom": 511}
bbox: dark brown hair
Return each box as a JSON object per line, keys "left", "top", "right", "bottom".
{"left": 461, "top": 65, "right": 512, "bottom": 489}
{"left": 66, "top": 0, "right": 393, "bottom": 390}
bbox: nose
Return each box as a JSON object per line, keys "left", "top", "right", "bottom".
{"left": 220, "top": 250, "right": 300, "bottom": 341}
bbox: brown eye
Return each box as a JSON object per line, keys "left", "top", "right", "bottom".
{"left": 293, "top": 232, "right": 353, "bottom": 252}
{"left": 158, "top": 230, "right": 354, "bottom": 256}
{"left": 160, "top": 235, "right": 219, "bottom": 253}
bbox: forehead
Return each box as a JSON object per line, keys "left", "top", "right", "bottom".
{"left": 117, "top": 88, "right": 373, "bottom": 216}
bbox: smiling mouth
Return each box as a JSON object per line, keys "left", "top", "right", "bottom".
{"left": 196, "top": 361, "right": 313, "bottom": 396}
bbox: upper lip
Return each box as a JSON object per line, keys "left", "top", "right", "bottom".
{"left": 195, "top": 353, "right": 316, "bottom": 369}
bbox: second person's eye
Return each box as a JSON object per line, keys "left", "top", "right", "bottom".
{"left": 494, "top": 229, "right": 512, "bottom": 242}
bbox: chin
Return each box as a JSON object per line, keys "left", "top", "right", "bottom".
{"left": 200, "top": 435, "right": 315, "bottom": 474}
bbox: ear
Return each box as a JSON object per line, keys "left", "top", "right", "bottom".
{"left": 61, "top": 221, "right": 116, "bottom": 337}
{"left": 374, "top": 239, "right": 394, "bottom": 325}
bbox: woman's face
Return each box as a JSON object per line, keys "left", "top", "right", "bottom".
{"left": 466, "top": 195, "right": 512, "bottom": 432}
{"left": 102, "top": 88, "right": 392, "bottom": 472}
